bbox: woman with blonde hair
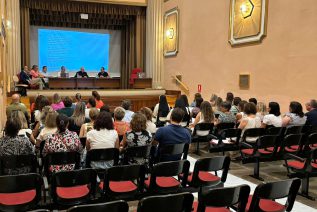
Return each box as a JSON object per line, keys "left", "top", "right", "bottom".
{"left": 51, "top": 93, "right": 65, "bottom": 111}
{"left": 69, "top": 102, "right": 90, "bottom": 135}
{"left": 191, "top": 101, "right": 214, "bottom": 128}
{"left": 79, "top": 108, "right": 100, "bottom": 137}
{"left": 256, "top": 102, "right": 268, "bottom": 122}
{"left": 36, "top": 109, "right": 58, "bottom": 147}
{"left": 140, "top": 107, "right": 157, "bottom": 134}
{"left": 11, "top": 111, "right": 32, "bottom": 139}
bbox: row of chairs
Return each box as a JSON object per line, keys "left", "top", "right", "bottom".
{"left": 0, "top": 173, "right": 302, "bottom": 212}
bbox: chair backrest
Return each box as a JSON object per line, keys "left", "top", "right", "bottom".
{"left": 257, "top": 135, "right": 278, "bottom": 150}
{"left": 44, "top": 152, "right": 81, "bottom": 176}
{"left": 123, "top": 145, "right": 152, "bottom": 164}
{"left": 197, "top": 185, "right": 250, "bottom": 212}
{"left": 248, "top": 178, "right": 301, "bottom": 212}
{"left": 191, "top": 156, "right": 230, "bottom": 187}
{"left": 193, "top": 123, "right": 214, "bottom": 137}
{"left": 0, "top": 154, "right": 37, "bottom": 175}
{"left": 282, "top": 134, "right": 303, "bottom": 152}
{"left": 0, "top": 173, "right": 43, "bottom": 212}
{"left": 51, "top": 168, "right": 97, "bottom": 205}
{"left": 285, "top": 125, "right": 303, "bottom": 136}
{"left": 216, "top": 122, "right": 236, "bottom": 131}
{"left": 305, "top": 148, "right": 317, "bottom": 172}
{"left": 220, "top": 128, "right": 242, "bottom": 143}
{"left": 242, "top": 128, "right": 265, "bottom": 138}
{"left": 265, "top": 127, "right": 285, "bottom": 136}
{"left": 67, "top": 200, "right": 129, "bottom": 212}
{"left": 305, "top": 133, "right": 317, "bottom": 149}
{"left": 137, "top": 192, "right": 194, "bottom": 212}
{"left": 86, "top": 148, "right": 119, "bottom": 168}
{"left": 157, "top": 143, "right": 189, "bottom": 162}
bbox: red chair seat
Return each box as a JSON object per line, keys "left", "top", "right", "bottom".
{"left": 145, "top": 176, "right": 180, "bottom": 188}
{"left": 285, "top": 145, "right": 299, "bottom": 153}
{"left": 242, "top": 149, "right": 254, "bottom": 155}
{"left": 0, "top": 190, "right": 36, "bottom": 205}
{"left": 109, "top": 181, "right": 138, "bottom": 193}
{"left": 246, "top": 195, "right": 286, "bottom": 212}
{"left": 192, "top": 201, "right": 230, "bottom": 212}
{"left": 56, "top": 185, "right": 89, "bottom": 199}
{"left": 187, "top": 171, "right": 220, "bottom": 183}
{"left": 267, "top": 147, "right": 281, "bottom": 152}
{"left": 288, "top": 160, "right": 317, "bottom": 169}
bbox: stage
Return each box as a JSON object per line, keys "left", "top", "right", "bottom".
{"left": 27, "top": 89, "right": 167, "bottom": 111}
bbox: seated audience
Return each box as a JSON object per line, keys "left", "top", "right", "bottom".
{"left": 85, "top": 97, "right": 99, "bottom": 119}
{"left": 6, "top": 93, "right": 29, "bottom": 120}
{"left": 100, "top": 105, "right": 111, "bottom": 113}
{"left": 238, "top": 103, "right": 261, "bottom": 143}
{"left": 92, "top": 91, "right": 104, "bottom": 109}
{"left": 305, "top": 101, "right": 312, "bottom": 112}
{"left": 180, "top": 94, "right": 190, "bottom": 108}
{"left": 282, "top": 101, "right": 307, "bottom": 126}
{"left": 86, "top": 112, "right": 119, "bottom": 169}
{"left": 214, "top": 97, "right": 223, "bottom": 114}
{"left": 261, "top": 102, "right": 282, "bottom": 128}
{"left": 51, "top": 93, "right": 65, "bottom": 111}
{"left": 154, "top": 108, "right": 191, "bottom": 161}
{"left": 305, "top": 99, "right": 317, "bottom": 126}
{"left": 97, "top": 66, "right": 109, "bottom": 78}
{"left": 191, "top": 97, "right": 204, "bottom": 118}
{"left": 230, "top": 97, "right": 241, "bottom": 114}
{"left": 167, "top": 98, "right": 191, "bottom": 127}
{"left": 236, "top": 100, "right": 248, "bottom": 122}
{"left": 122, "top": 100, "right": 134, "bottom": 123}
{"left": 33, "top": 95, "right": 50, "bottom": 123}
{"left": 215, "top": 101, "right": 236, "bottom": 125}
{"left": 113, "top": 107, "right": 130, "bottom": 141}
{"left": 10, "top": 111, "right": 34, "bottom": 143}
{"left": 36, "top": 109, "right": 58, "bottom": 147}
{"left": 74, "top": 66, "right": 89, "bottom": 78}
{"left": 79, "top": 108, "right": 99, "bottom": 137}
{"left": 69, "top": 102, "right": 90, "bottom": 134}
{"left": 32, "top": 106, "right": 52, "bottom": 139}
{"left": 43, "top": 114, "right": 82, "bottom": 172}
{"left": 0, "top": 117, "right": 34, "bottom": 174}
{"left": 190, "top": 93, "right": 202, "bottom": 107}
{"left": 123, "top": 112, "right": 152, "bottom": 147}
{"left": 57, "top": 96, "right": 74, "bottom": 117}
{"left": 140, "top": 107, "right": 157, "bottom": 134}
{"left": 153, "top": 95, "right": 170, "bottom": 125}
{"left": 191, "top": 101, "right": 214, "bottom": 128}
{"left": 209, "top": 94, "right": 218, "bottom": 109}
{"left": 256, "top": 102, "right": 268, "bottom": 122}
{"left": 72, "top": 93, "right": 82, "bottom": 109}
{"left": 249, "top": 97, "right": 258, "bottom": 105}
{"left": 226, "top": 92, "right": 234, "bottom": 104}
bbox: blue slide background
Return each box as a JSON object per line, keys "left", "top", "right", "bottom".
{"left": 38, "top": 29, "right": 110, "bottom": 72}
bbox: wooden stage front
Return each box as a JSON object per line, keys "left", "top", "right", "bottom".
{"left": 27, "top": 89, "right": 171, "bottom": 112}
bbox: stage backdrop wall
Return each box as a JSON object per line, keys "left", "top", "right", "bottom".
{"left": 163, "top": 0, "right": 317, "bottom": 112}
{"left": 30, "top": 26, "right": 121, "bottom": 77}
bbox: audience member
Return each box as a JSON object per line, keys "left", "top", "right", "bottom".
{"left": 57, "top": 96, "right": 74, "bottom": 117}
{"left": 79, "top": 108, "right": 100, "bottom": 137}
{"left": 43, "top": 114, "right": 82, "bottom": 172}
{"left": 215, "top": 101, "right": 236, "bottom": 124}
{"left": 69, "top": 102, "right": 90, "bottom": 134}
{"left": 85, "top": 97, "right": 99, "bottom": 119}
{"left": 256, "top": 102, "right": 268, "bottom": 122}
{"left": 100, "top": 105, "right": 111, "bottom": 113}
{"left": 305, "top": 101, "right": 312, "bottom": 112}
{"left": 97, "top": 66, "right": 109, "bottom": 78}
{"left": 122, "top": 100, "right": 134, "bottom": 123}
{"left": 262, "top": 102, "right": 282, "bottom": 128}
{"left": 123, "top": 112, "right": 152, "bottom": 147}
{"left": 140, "top": 107, "right": 157, "bottom": 134}
{"left": 167, "top": 98, "right": 191, "bottom": 127}
{"left": 238, "top": 103, "right": 261, "bottom": 143}
{"left": 10, "top": 110, "right": 32, "bottom": 139}
{"left": 214, "top": 97, "right": 223, "bottom": 113}
{"left": 226, "top": 92, "right": 234, "bottom": 104}
{"left": 236, "top": 100, "right": 248, "bottom": 122}
{"left": 153, "top": 95, "right": 170, "bottom": 126}
{"left": 154, "top": 108, "right": 191, "bottom": 161}
{"left": 249, "top": 98, "right": 258, "bottom": 105}
{"left": 92, "top": 91, "right": 104, "bottom": 109}
{"left": 33, "top": 95, "right": 49, "bottom": 122}
{"left": 191, "top": 97, "right": 204, "bottom": 118}
{"left": 51, "top": 93, "right": 65, "bottom": 111}
{"left": 230, "top": 97, "right": 241, "bottom": 114}
{"left": 32, "top": 105, "right": 52, "bottom": 139}
{"left": 6, "top": 93, "right": 29, "bottom": 120}
{"left": 72, "top": 93, "right": 82, "bottom": 109}
{"left": 0, "top": 117, "right": 34, "bottom": 174}
{"left": 74, "top": 67, "right": 89, "bottom": 78}
{"left": 191, "top": 101, "right": 214, "bottom": 128}
{"left": 305, "top": 99, "right": 317, "bottom": 126}
{"left": 190, "top": 93, "right": 202, "bottom": 107}
{"left": 113, "top": 107, "right": 130, "bottom": 141}
{"left": 180, "top": 95, "right": 190, "bottom": 107}
{"left": 36, "top": 109, "right": 58, "bottom": 147}
{"left": 282, "top": 101, "right": 307, "bottom": 126}
{"left": 209, "top": 94, "right": 218, "bottom": 108}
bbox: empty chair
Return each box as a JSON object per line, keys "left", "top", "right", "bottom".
{"left": 246, "top": 178, "right": 301, "bottom": 212}
{"left": 281, "top": 134, "right": 303, "bottom": 155}
{"left": 0, "top": 154, "right": 37, "bottom": 175}
{"left": 155, "top": 143, "right": 189, "bottom": 163}
{"left": 51, "top": 168, "right": 97, "bottom": 207}
{"left": 137, "top": 192, "right": 194, "bottom": 212}
{"left": 180, "top": 156, "right": 230, "bottom": 191}
{"left": 67, "top": 200, "right": 129, "bottom": 212}
{"left": 145, "top": 160, "right": 190, "bottom": 194}
{"left": 192, "top": 185, "right": 250, "bottom": 212}
{"left": 122, "top": 145, "right": 152, "bottom": 165}
{"left": 191, "top": 123, "right": 214, "bottom": 155}
{"left": 0, "top": 173, "right": 43, "bottom": 212}
{"left": 284, "top": 148, "right": 317, "bottom": 200}
{"left": 101, "top": 164, "right": 145, "bottom": 200}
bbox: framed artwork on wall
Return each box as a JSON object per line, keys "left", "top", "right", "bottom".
{"left": 229, "top": 0, "right": 268, "bottom": 46}
{"left": 239, "top": 74, "right": 250, "bottom": 90}
{"left": 164, "top": 7, "right": 179, "bottom": 57}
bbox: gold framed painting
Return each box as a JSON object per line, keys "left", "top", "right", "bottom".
{"left": 164, "top": 8, "right": 179, "bottom": 57}
{"left": 229, "top": 0, "right": 268, "bottom": 46}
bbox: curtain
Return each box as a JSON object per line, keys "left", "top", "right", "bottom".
{"left": 20, "top": 6, "right": 30, "bottom": 68}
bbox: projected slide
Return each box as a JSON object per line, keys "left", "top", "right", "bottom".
{"left": 38, "top": 29, "right": 110, "bottom": 72}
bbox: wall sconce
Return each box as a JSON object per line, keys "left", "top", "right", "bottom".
{"left": 240, "top": 0, "right": 254, "bottom": 19}
{"left": 166, "top": 28, "right": 174, "bottom": 39}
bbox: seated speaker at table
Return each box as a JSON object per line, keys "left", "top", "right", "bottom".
{"left": 75, "top": 67, "right": 89, "bottom": 78}
{"left": 58, "top": 66, "right": 69, "bottom": 78}
{"left": 97, "top": 67, "right": 109, "bottom": 78}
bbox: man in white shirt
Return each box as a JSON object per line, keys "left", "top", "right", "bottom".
{"left": 122, "top": 100, "right": 134, "bottom": 123}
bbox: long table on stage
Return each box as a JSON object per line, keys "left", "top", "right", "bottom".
{"left": 48, "top": 77, "right": 121, "bottom": 89}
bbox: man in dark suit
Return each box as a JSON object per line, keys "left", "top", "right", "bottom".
{"left": 74, "top": 67, "right": 89, "bottom": 78}
{"left": 306, "top": 99, "right": 317, "bottom": 126}
{"left": 97, "top": 67, "right": 109, "bottom": 78}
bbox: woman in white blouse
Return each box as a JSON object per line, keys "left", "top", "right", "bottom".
{"left": 238, "top": 103, "right": 261, "bottom": 143}
{"left": 261, "top": 102, "right": 282, "bottom": 128}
